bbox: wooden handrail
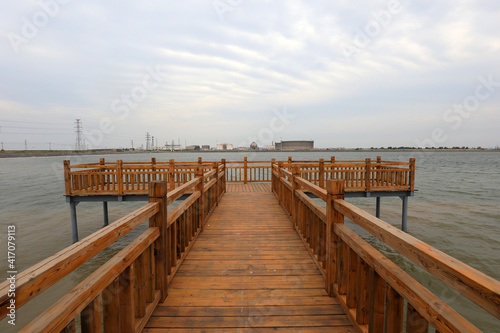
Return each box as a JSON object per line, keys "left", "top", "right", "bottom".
{"left": 0, "top": 202, "right": 159, "bottom": 319}
{"left": 19, "top": 228, "right": 160, "bottom": 333}
{"left": 271, "top": 163, "right": 500, "bottom": 331}
{"left": 335, "top": 198, "right": 500, "bottom": 319}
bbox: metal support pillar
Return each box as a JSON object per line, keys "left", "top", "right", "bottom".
{"left": 376, "top": 197, "right": 381, "bottom": 218}
{"left": 70, "top": 201, "right": 79, "bottom": 242}
{"left": 103, "top": 201, "right": 109, "bottom": 226}
{"left": 400, "top": 196, "right": 408, "bottom": 232}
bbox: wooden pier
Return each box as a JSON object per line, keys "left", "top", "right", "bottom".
{"left": 1, "top": 157, "right": 499, "bottom": 332}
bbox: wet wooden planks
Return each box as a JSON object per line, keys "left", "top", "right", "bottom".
{"left": 144, "top": 191, "right": 354, "bottom": 332}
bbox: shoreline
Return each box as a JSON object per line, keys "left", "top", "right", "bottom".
{"left": 0, "top": 148, "right": 498, "bottom": 159}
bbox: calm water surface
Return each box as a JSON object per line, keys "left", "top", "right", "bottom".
{"left": 0, "top": 151, "right": 499, "bottom": 331}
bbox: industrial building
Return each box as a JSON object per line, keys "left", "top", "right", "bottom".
{"left": 275, "top": 140, "right": 314, "bottom": 150}
{"left": 216, "top": 143, "right": 233, "bottom": 150}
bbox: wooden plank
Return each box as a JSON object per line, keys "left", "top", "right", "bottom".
{"left": 81, "top": 296, "right": 101, "bottom": 333}
{"left": 384, "top": 284, "right": 404, "bottom": 333}
{"left": 144, "top": 191, "right": 354, "bottom": 331}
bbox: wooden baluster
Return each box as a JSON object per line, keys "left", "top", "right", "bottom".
{"left": 119, "top": 265, "right": 135, "bottom": 333}
{"left": 148, "top": 181, "right": 168, "bottom": 301}
{"left": 346, "top": 249, "right": 358, "bottom": 309}
{"left": 368, "top": 269, "right": 385, "bottom": 333}
{"left": 61, "top": 319, "right": 76, "bottom": 333}
{"left": 385, "top": 284, "right": 404, "bottom": 333}
{"left": 339, "top": 241, "right": 348, "bottom": 295}
{"left": 81, "top": 296, "right": 101, "bottom": 333}
{"left": 151, "top": 157, "right": 156, "bottom": 182}
{"left": 196, "top": 167, "right": 205, "bottom": 231}
{"left": 103, "top": 278, "right": 120, "bottom": 332}
{"left": 406, "top": 303, "right": 429, "bottom": 333}
{"left": 144, "top": 246, "right": 153, "bottom": 303}
{"left": 291, "top": 166, "right": 300, "bottom": 229}
{"left": 325, "top": 179, "right": 344, "bottom": 295}
{"left": 356, "top": 259, "right": 370, "bottom": 325}
{"left": 213, "top": 162, "right": 219, "bottom": 206}
{"left": 243, "top": 157, "right": 248, "bottom": 184}
{"left": 135, "top": 254, "right": 146, "bottom": 318}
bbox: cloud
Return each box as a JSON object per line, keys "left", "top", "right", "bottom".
{"left": 0, "top": 0, "right": 499, "bottom": 150}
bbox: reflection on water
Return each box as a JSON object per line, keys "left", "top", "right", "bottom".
{"left": 0, "top": 151, "right": 499, "bottom": 331}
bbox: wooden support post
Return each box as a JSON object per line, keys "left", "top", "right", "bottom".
{"left": 291, "top": 166, "right": 300, "bottom": 229}
{"left": 288, "top": 156, "right": 292, "bottom": 170}
{"left": 365, "top": 158, "right": 371, "bottom": 192}
{"left": 64, "top": 160, "right": 71, "bottom": 196}
{"left": 376, "top": 197, "right": 381, "bottom": 218}
{"left": 409, "top": 158, "right": 416, "bottom": 192}
{"left": 103, "top": 201, "right": 109, "bottom": 226}
{"left": 117, "top": 160, "right": 124, "bottom": 196}
{"left": 169, "top": 159, "right": 175, "bottom": 190}
{"left": 148, "top": 181, "right": 168, "bottom": 301}
{"left": 198, "top": 157, "right": 202, "bottom": 166}
{"left": 196, "top": 167, "right": 205, "bottom": 231}
{"left": 325, "top": 179, "right": 344, "bottom": 296}
{"left": 401, "top": 195, "right": 408, "bottom": 232}
{"left": 70, "top": 201, "right": 79, "bottom": 243}
{"left": 221, "top": 159, "right": 227, "bottom": 192}
{"left": 244, "top": 157, "right": 248, "bottom": 184}
{"left": 319, "top": 158, "right": 325, "bottom": 188}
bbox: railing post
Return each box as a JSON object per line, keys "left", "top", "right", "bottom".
{"left": 271, "top": 159, "right": 276, "bottom": 192}
{"left": 221, "top": 159, "right": 227, "bottom": 192}
{"left": 151, "top": 157, "right": 157, "bottom": 181}
{"left": 409, "top": 158, "right": 416, "bottom": 192}
{"left": 277, "top": 161, "right": 284, "bottom": 203}
{"left": 319, "top": 158, "right": 325, "bottom": 188}
{"left": 365, "top": 158, "right": 371, "bottom": 192}
{"left": 64, "top": 160, "right": 71, "bottom": 196}
{"left": 291, "top": 166, "right": 300, "bottom": 229}
{"left": 244, "top": 157, "right": 248, "bottom": 184}
{"left": 117, "top": 160, "right": 124, "bottom": 196}
{"left": 326, "top": 179, "right": 345, "bottom": 296}
{"left": 213, "top": 162, "right": 219, "bottom": 206}
{"left": 169, "top": 159, "right": 175, "bottom": 190}
{"left": 288, "top": 156, "right": 292, "bottom": 170}
{"left": 148, "top": 181, "right": 168, "bottom": 301}
{"left": 196, "top": 167, "right": 205, "bottom": 231}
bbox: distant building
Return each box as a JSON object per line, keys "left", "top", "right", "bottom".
{"left": 275, "top": 140, "right": 314, "bottom": 150}
{"left": 201, "top": 145, "right": 210, "bottom": 151}
{"left": 263, "top": 145, "right": 275, "bottom": 150}
{"left": 216, "top": 143, "right": 233, "bottom": 150}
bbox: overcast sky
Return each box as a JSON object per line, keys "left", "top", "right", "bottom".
{"left": 1, "top": 0, "right": 499, "bottom": 150}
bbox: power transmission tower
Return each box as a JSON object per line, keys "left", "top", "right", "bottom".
{"left": 151, "top": 136, "right": 155, "bottom": 151}
{"left": 74, "top": 119, "right": 84, "bottom": 150}
{"left": 146, "top": 132, "right": 151, "bottom": 150}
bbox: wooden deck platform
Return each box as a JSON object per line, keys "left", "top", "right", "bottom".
{"left": 144, "top": 186, "right": 355, "bottom": 332}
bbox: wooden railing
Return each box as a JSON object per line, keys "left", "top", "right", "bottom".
{"left": 64, "top": 156, "right": 415, "bottom": 196}
{"left": 0, "top": 164, "right": 225, "bottom": 332}
{"left": 272, "top": 163, "right": 500, "bottom": 333}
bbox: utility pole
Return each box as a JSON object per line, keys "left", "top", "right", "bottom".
{"left": 146, "top": 132, "right": 151, "bottom": 150}
{"left": 74, "top": 119, "right": 84, "bottom": 151}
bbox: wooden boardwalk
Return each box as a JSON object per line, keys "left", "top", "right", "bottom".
{"left": 144, "top": 186, "right": 355, "bottom": 332}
